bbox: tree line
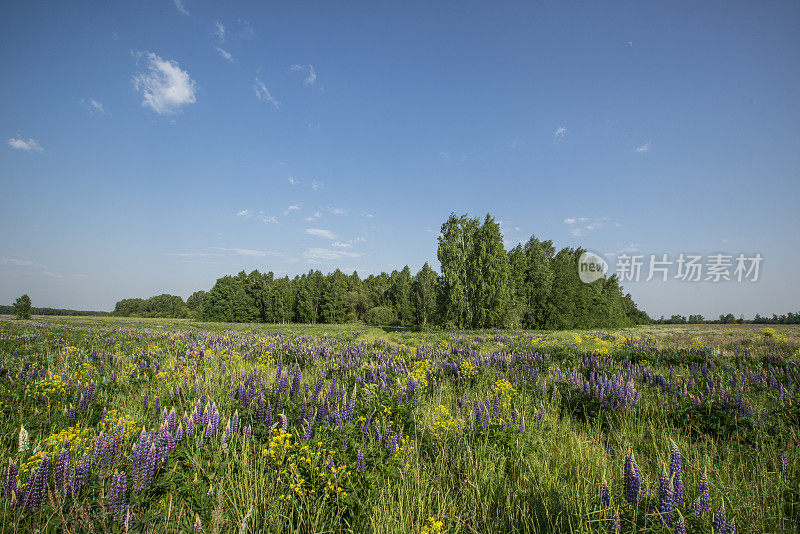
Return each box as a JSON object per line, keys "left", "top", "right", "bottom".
{"left": 655, "top": 312, "right": 800, "bottom": 325}
{"left": 113, "top": 213, "right": 650, "bottom": 329}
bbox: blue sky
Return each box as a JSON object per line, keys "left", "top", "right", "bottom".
{"left": 1, "top": 0, "right": 798, "bottom": 318}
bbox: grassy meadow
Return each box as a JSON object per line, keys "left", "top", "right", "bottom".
{"left": 0, "top": 316, "right": 797, "bottom": 533}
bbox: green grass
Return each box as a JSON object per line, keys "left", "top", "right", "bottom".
{"left": 0, "top": 316, "right": 797, "bottom": 533}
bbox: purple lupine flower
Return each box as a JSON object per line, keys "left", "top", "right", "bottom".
{"left": 3, "top": 459, "right": 18, "bottom": 503}
{"left": 657, "top": 468, "right": 674, "bottom": 527}
{"left": 231, "top": 410, "right": 239, "bottom": 434}
{"left": 142, "top": 394, "right": 149, "bottom": 410}
{"left": 243, "top": 425, "right": 252, "bottom": 439}
{"left": 176, "top": 421, "right": 185, "bottom": 442}
{"left": 779, "top": 451, "right": 788, "bottom": 479}
{"left": 193, "top": 516, "right": 203, "bottom": 533}
{"left": 357, "top": 448, "right": 366, "bottom": 473}
{"left": 670, "top": 440, "right": 684, "bottom": 504}
{"left": 674, "top": 513, "right": 687, "bottom": 534}
{"left": 54, "top": 438, "right": 71, "bottom": 496}
{"left": 23, "top": 454, "right": 50, "bottom": 511}
{"left": 624, "top": 451, "right": 641, "bottom": 504}
{"left": 697, "top": 469, "right": 711, "bottom": 514}
{"left": 108, "top": 472, "right": 128, "bottom": 521}
{"left": 712, "top": 504, "right": 730, "bottom": 534}
{"left": 153, "top": 396, "right": 161, "bottom": 412}
{"left": 599, "top": 479, "right": 610, "bottom": 506}
{"left": 73, "top": 453, "right": 91, "bottom": 495}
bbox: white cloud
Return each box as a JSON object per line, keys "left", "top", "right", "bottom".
{"left": 303, "top": 248, "right": 360, "bottom": 261}
{"left": 331, "top": 241, "right": 352, "bottom": 248}
{"left": 253, "top": 78, "right": 279, "bottom": 108}
{"left": 305, "top": 228, "right": 336, "bottom": 240}
{"left": 214, "top": 21, "right": 225, "bottom": 42}
{"left": 311, "top": 180, "right": 324, "bottom": 190}
{"left": 365, "top": 214, "right": 374, "bottom": 219}
{"left": 173, "top": 0, "right": 189, "bottom": 15}
{"left": 626, "top": 41, "right": 633, "bottom": 46}
{"left": 564, "top": 216, "right": 614, "bottom": 236}
{"left": 286, "top": 205, "right": 300, "bottom": 211}
{"left": 554, "top": 126, "right": 567, "bottom": 142}
{"left": 216, "top": 47, "right": 234, "bottom": 62}
{"left": 81, "top": 98, "right": 107, "bottom": 115}
{"left": 237, "top": 209, "right": 251, "bottom": 217}
{"left": 258, "top": 212, "right": 277, "bottom": 224}
{"left": 636, "top": 142, "right": 651, "bottom": 153}
{"left": 305, "top": 211, "right": 322, "bottom": 221}
{"left": 212, "top": 247, "right": 282, "bottom": 257}
{"left": 288, "top": 175, "right": 297, "bottom": 185}
{"left": 329, "top": 207, "right": 345, "bottom": 215}
{"left": 8, "top": 137, "right": 43, "bottom": 152}
{"left": 133, "top": 52, "right": 197, "bottom": 115}
{"left": 0, "top": 258, "right": 39, "bottom": 267}
{"left": 290, "top": 64, "right": 317, "bottom": 86}
{"left": 168, "top": 252, "right": 215, "bottom": 258}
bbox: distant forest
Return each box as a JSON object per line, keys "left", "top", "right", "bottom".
{"left": 0, "top": 306, "right": 108, "bottom": 317}
{"left": 654, "top": 312, "right": 800, "bottom": 325}
{"left": 114, "top": 213, "right": 650, "bottom": 329}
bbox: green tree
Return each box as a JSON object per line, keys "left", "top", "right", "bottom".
{"left": 13, "top": 294, "right": 32, "bottom": 319}
{"left": 412, "top": 262, "right": 439, "bottom": 326}
{"left": 437, "top": 213, "right": 479, "bottom": 328}
{"left": 472, "top": 214, "right": 510, "bottom": 328}
{"left": 186, "top": 291, "right": 210, "bottom": 320}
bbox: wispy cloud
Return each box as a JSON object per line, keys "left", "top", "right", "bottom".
{"left": 214, "top": 21, "right": 225, "bottom": 42}
{"left": 133, "top": 52, "right": 197, "bottom": 115}
{"left": 288, "top": 175, "right": 297, "bottom": 185}
{"left": 365, "top": 214, "right": 375, "bottom": 219}
{"left": 1, "top": 257, "right": 84, "bottom": 279}
{"left": 305, "top": 228, "right": 336, "bottom": 240}
{"left": 328, "top": 207, "right": 345, "bottom": 215}
{"left": 564, "top": 216, "right": 614, "bottom": 236}
{"left": 303, "top": 248, "right": 360, "bottom": 261}
{"left": 305, "top": 211, "right": 322, "bottom": 221}
{"left": 605, "top": 243, "right": 639, "bottom": 257}
{"left": 554, "top": 126, "right": 567, "bottom": 142}
{"left": 81, "top": 98, "right": 107, "bottom": 116}
{"left": 237, "top": 209, "right": 251, "bottom": 217}
{"left": 635, "top": 142, "right": 651, "bottom": 153}
{"left": 311, "top": 180, "right": 324, "bottom": 190}
{"left": 331, "top": 241, "right": 352, "bottom": 248}
{"left": 7, "top": 137, "right": 44, "bottom": 152}
{"left": 257, "top": 211, "right": 277, "bottom": 224}
{"left": 0, "top": 258, "right": 40, "bottom": 267}
{"left": 283, "top": 205, "right": 300, "bottom": 215}
{"left": 173, "top": 0, "right": 190, "bottom": 16}
{"left": 237, "top": 20, "right": 255, "bottom": 39}
{"left": 211, "top": 247, "right": 282, "bottom": 257}
{"left": 167, "top": 252, "right": 216, "bottom": 258}
{"left": 290, "top": 64, "right": 317, "bottom": 86}
{"left": 215, "top": 46, "right": 234, "bottom": 62}
{"left": 253, "top": 78, "right": 279, "bottom": 108}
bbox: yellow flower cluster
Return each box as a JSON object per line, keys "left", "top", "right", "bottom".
{"left": 410, "top": 360, "right": 432, "bottom": 391}
{"left": 100, "top": 410, "right": 139, "bottom": 440}
{"left": 430, "top": 404, "right": 464, "bottom": 439}
{"left": 490, "top": 379, "right": 517, "bottom": 408}
{"left": 42, "top": 425, "right": 93, "bottom": 456}
{"left": 460, "top": 361, "right": 476, "bottom": 380}
{"left": 420, "top": 517, "right": 444, "bottom": 534}
{"left": 264, "top": 432, "right": 352, "bottom": 502}
{"left": 27, "top": 375, "right": 67, "bottom": 398}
